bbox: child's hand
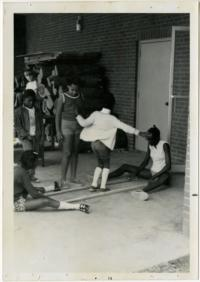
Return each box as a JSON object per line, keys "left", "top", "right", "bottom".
{"left": 56, "top": 132, "right": 63, "bottom": 142}
{"left": 139, "top": 131, "right": 150, "bottom": 138}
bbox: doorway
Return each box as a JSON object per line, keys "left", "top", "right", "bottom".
{"left": 135, "top": 38, "right": 172, "bottom": 151}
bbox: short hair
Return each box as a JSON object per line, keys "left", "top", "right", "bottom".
{"left": 65, "top": 76, "right": 79, "bottom": 86}
{"left": 102, "top": 93, "right": 115, "bottom": 110}
{"left": 20, "top": 150, "right": 38, "bottom": 170}
{"left": 22, "top": 89, "right": 36, "bottom": 103}
{"left": 24, "top": 67, "right": 37, "bottom": 78}
{"left": 55, "top": 76, "right": 79, "bottom": 91}
{"left": 148, "top": 125, "right": 160, "bottom": 140}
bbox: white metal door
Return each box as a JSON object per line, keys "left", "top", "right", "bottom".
{"left": 136, "top": 38, "right": 172, "bottom": 151}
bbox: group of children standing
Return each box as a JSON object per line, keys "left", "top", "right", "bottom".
{"left": 14, "top": 70, "right": 171, "bottom": 213}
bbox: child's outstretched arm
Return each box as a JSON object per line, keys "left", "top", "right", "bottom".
{"left": 76, "top": 112, "right": 96, "bottom": 128}
{"left": 113, "top": 117, "right": 148, "bottom": 138}
{"left": 55, "top": 95, "right": 63, "bottom": 142}
{"left": 113, "top": 118, "right": 140, "bottom": 135}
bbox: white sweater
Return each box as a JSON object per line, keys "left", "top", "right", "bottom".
{"left": 76, "top": 108, "right": 139, "bottom": 150}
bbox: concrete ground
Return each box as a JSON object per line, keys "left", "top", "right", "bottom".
{"left": 12, "top": 150, "right": 189, "bottom": 276}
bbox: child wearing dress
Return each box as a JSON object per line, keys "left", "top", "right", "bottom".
{"left": 76, "top": 97, "right": 147, "bottom": 192}
{"left": 14, "top": 150, "right": 89, "bottom": 213}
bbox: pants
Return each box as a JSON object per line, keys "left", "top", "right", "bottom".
{"left": 109, "top": 164, "right": 170, "bottom": 193}
{"left": 21, "top": 136, "right": 40, "bottom": 153}
{"left": 91, "top": 140, "right": 111, "bottom": 169}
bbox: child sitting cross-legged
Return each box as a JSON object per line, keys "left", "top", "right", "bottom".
{"left": 14, "top": 150, "right": 90, "bottom": 213}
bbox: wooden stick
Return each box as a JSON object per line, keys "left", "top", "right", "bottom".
{"left": 45, "top": 178, "right": 134, "bottom": 197}
{"left": 67, "top": 182, "right": 146, "bottom": 203}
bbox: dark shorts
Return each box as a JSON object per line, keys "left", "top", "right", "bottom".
{"left": 20, "top": 136, "right": 40, "bottom": 153}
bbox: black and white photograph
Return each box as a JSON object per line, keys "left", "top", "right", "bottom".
{"left": 2, "top": 0, "right": 199, "bottom": 280}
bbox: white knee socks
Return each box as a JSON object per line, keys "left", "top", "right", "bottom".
{"left": 92, "top": 167, "right": 102, "bottom": 187}
{"left": 100, "top": 168, "right": 110, "bottom": 189}
{"left": 58, "top": 201, "right": 80, "bottom": 210}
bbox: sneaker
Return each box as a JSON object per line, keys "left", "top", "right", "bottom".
{"left": 131, "top": 190, "right": 149, "bottom": 201}
{"left": 79, "top": 203, "right": 90, "bottom": 213}
{"left": 100, "top": 188, "right": 110, "bottom": 192}
{"left": 89, "top": 186, "right": 99, "bottom": 192}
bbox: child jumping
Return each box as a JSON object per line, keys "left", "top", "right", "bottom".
{"left": 76, "top": 96, "right": 147, "bottom": 192}
{"left": 14, "top": 150, "right": 89, "bottom": 213}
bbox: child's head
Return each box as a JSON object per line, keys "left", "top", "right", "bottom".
{"left": 24, "top": 69, "right": 37, "bottom": 82}
{"left": 147, "top": 125, "right": 160, "bottom": 145}
{"left": 102, "top": 93, "right": 115, "bottom": 111}
{"left": 37, "top": 84, "right": 46, "bottom": 98}
{"left": 20, "top": 150, "right": 39, "bottom": 170}
{"left": 23, "top": 89, "right": 36, "bottom": 108}
{"left": 63, "top": 77, "right": 79, "bottom": 96}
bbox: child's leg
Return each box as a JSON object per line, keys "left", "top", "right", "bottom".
{"left": 70, "top": 131, "right": 80, "bottom": 182}
{"left": 89, "top": 142, "right": 103, "bottom": 191}
{"left": 131, "top": 172, "right": 170, "bottom": 201}
{"left": 143, "top": 172, "right": 170, "bottom": 193}
{"left": 95, "top": 142, "right": 110, "bottom": 190}
{"left": 61, "top": 133, "right": 73, "bottom": 185}
{"left": 91, "top": 167, "right": 103, "bottom": 187}
{"left": 138, "top": 168, "right": 152, "bottom": 179}
{"left": 25, "top": 197, "right": 60, "bottom": 210}
{"left": 108, "top": 164, "right": 138, "bottom": 179}
{"left": 24, "top": 197, "right": 88, "bottom": 212}
{"left": 21, "top": 139, "right": 33, "bottom": 151}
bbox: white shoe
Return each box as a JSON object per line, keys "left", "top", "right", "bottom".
{"left": 131, "top": 190, "right": 149, "bottom": 201}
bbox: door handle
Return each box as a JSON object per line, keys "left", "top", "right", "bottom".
{"left": 165, "top": 102, "right": 169, "bottom": 106}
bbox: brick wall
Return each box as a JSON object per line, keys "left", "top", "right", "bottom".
{"left": 183, "top": 119, "right": 190, "bottom": 236}
{"left": 170, "top": 31, "right": 189, "bottom": 165}
{"left": 14, "top": 15, "right": 26, "bottom": 76}
{"left": 17, "top": 13, "right": 189, "bottom": 163}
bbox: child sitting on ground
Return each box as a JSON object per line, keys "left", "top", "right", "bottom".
{"left": 76, "top": 96, "right": 147, "bottom": 192}
{"left": 108, "top": 125, "right": 171, "bottom": 201}
{"left": 14, "top": 150, "right": 89, "bottom": 213}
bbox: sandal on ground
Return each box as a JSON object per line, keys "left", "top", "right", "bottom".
{"left": 89, "top": 186, "right": 99, "bottom": 192}
{"left": 79, "top": 203, "right": 90, "bottom": 213}
{"left": 100, "top": 188, "right": 110, "bottom": 192}
{"left": 131, "top": 190, "right": 149, "bottom": 201}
